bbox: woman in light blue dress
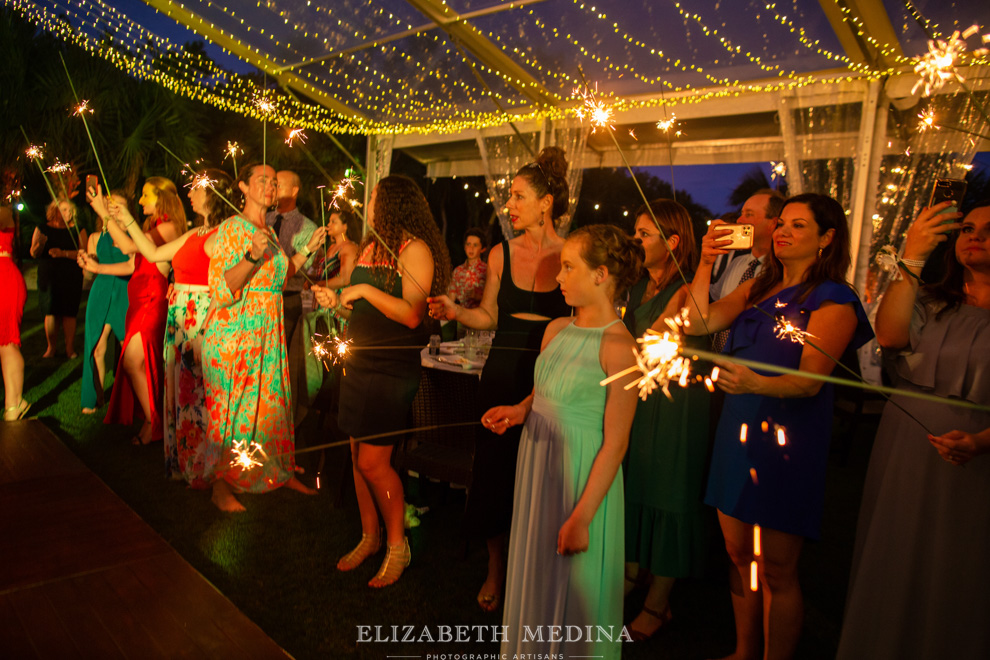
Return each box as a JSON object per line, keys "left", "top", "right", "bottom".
{"left": 482, "top": 224, "right": 643, "bottom": 660}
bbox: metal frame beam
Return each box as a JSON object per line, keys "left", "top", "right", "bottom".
{"left": 817, "top": 0, "right": 904, "bottom": 68}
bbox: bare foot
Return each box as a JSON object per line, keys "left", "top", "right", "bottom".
{"left": 285, "top": 475, "right": 317, "bottom": 495}
{"left": 81, "top": 408, "right": 96, "bottom": 415}
{"left": 67, "top": 353, "right": 78, "bottom": 360}
{"left": 628, "top": 604, "right": 672, "bottom": 641}
{"left": 212, "top": 481, "right": 246, "bottom": 513}
{"left": 42, "top": 349, "right": 55, "bottom": 358}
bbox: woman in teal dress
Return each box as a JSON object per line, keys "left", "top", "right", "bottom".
{"left": 81, "top": 191, "right": 131, "bottom": 413}
{"left": 623, "top": 199, "right": 711, "bottom": 640}
{"left": 483, "top": 224, "right": 643, "bottom": 659}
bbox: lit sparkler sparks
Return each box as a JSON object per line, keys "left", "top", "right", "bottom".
{"left": 739, "top": 423, "right": 748, "bottom": 444}
{"left": 775, "top": 424, "right": 787, "bottom": 446}
{"left": 656, "top": 114, "right": 682, "bottom": 137}
{"left": 917, "top": 108, "right": 938, "bottom": 132}
{"left": 911, "top": 26, "right": 988, "bottom": 96}
{"left": 330, "top": 175, "right": 358, "bottom": 210}
{"left": 46, "top": 159, "right": 71, "bottom": 174}
{"left": 186, "top": 172, "right": 217, "bottom": 191}
{"left": 310, "top": 333, "right": 351, "bottom": 370}
{"left": 73, "top": 99, "right": 94, "bottom": 116}
{"left": 574, "top": 84, "right": 614, "bottom": 132}
{"left": 25, "top": 144, "right": 44, "bottom": 160}
{"left": 770, "top": 161, "right": 787, "bottom": 180}
{"left": 774, "top": 299, "right": 787, "bottom": 309}
{"left": 285, "top": 128, "right": 308, "bottom": 146}
{"left": 628, "top": 309, "right": 692, "bottom": 400}
{"left": 254, "top": 92, "right": 276, "bottom": 116}
{"left": 750, "top": 560, "right": 759, "bottom": 591}
{"left": 774, "top": 315, "right": 815, "bottom": 345}
{"left": 224, "top": 141, "right": 241, "bottom": 161}
{"left": 230, "top": 440, "right": 268, "bottom": 471}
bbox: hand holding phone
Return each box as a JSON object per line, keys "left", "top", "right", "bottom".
{"left": 86, "top": 174, "right": 98, "bottom": 194}
{"left": 929, "top": 178, "right": 967, "bottom": 219}
{"left": 714, "top": 223, "right": 754, "bottom": 250}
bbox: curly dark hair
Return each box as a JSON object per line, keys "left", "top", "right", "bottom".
{"left": 568, "top": 224, "right": 645, "bottom": 301}
{"left": 143, "top": 176, "right": 187, "bottom": 237}
{"left": 464, "top": 227, "right": 487, "bottom": 249}
{"left": 516, "top": 146, "right": 570, "bottom": 222}
{"left": 198, "top": 168, "right": 235, "bottom": 228}
{"left": 922, "top": 198, "right": 990, "bottom": 319}
{"left": 332, "top": 201, "right": 364, "bottom": 244}
{"left": 362, "top": 175, "right": 451, "bottom": 295}
{"left": 748, "top": 193, "right": 853, "bottom": 305}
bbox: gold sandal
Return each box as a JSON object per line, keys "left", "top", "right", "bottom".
{"left": 337, "top": 531, "right": 382, "bottom": 572}
{"left": 368, "top": 537, "right": 411, "bottom": 588}
{"left": 3, "top": 399, "right": 31, "bottom": 421}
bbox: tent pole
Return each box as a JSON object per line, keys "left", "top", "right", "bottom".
{"left": 777, "top": 92, "right": 804, "bottom": 195}
{"left": 849, "top": 79, "right": 883, "bottom": 286}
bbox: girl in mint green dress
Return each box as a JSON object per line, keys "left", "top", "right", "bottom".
{"left": 483, "top": 225, "right": 643, "bottom": 660}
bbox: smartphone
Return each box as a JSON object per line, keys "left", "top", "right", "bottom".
{"left": 86, "top": 174, "right": 98, "bottom": 193}
{"left": 716, "top": 223, "right": 755, "bottom": 250}
{"left": 928, "top": 178, "right": 967, "bottom": 217}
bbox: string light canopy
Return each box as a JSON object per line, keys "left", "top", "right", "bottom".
{"left": 8, "top": 0, "right": 990, "bottom": 135}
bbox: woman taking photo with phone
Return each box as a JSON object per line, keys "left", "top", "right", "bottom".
{"left": 685, "top": 193, "right": 873, "bottom": 659}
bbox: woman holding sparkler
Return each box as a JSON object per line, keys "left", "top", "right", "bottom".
{"left": 31, "top": 199, "right": 86, "bottom": 359}
{"left": 483, "top": 224, "right": 641, "bottom": 660}
{"left": 89, "top": 171, "right": 242, "bottom": 486}
{"left": 80, "top": 190, "right": 131, "bottom": 414}
{"left": 427, "top": 146, "right": 572, "bottom": 612}
{"left": 622, "top": 199, "right": 711, "bottom": 640}
{"left": 80, "top": 177, "right": 183, "bottom": 446}
{"left": 313, "top": 175, "right": 450, "bottom": 587}
{"left": 203, "top": 163, "right": 319, "bottom": 513}
{"left": 685, "top": 193, "right": 872, "bottom": 660}
{"left": 1, "top": 205, "right": 30, "bottom": 421}
{"left": 289, "top": 202, "right": 362, "bottom": 424}
{"left": 838, "top": 200, "right": 990, "bottom": 659}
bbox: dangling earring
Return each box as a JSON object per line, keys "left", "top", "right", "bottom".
{"left": 539, "top": 218, "right": 545, "bottom": 227}
{"left": 818, "top": 247, "right": 823, "bottom": 258}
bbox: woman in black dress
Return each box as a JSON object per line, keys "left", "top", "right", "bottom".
{"left": 428, "top": 147, "right": 572, "bottom": 612}
{"left": 313, "top": 175, "right": 450, "bottom": 588}
{"left": 30, "top": 199, "right": 86, "bottom": 358}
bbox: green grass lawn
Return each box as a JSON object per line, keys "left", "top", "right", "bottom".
{"left": 9, "top": 288, "right": 875, "bottom": 659}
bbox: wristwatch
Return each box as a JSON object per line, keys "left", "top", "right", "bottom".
{"left": 244, "top": 250, "right": 260, "bottom": 264}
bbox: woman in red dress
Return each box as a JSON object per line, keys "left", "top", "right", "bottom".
{"left": 80, "top": 177, "right": 184, "bottom": 444}
{"left": 1, "top": 205, "right": 30, "bottom": 421}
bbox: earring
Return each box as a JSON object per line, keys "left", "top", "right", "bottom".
{"left": 539, "top": 218, "right": 545, "bottom": 226}
{"left": 818, "top": 247, "right": 823, "bottom": 258}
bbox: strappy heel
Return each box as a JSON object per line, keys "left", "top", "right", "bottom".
{"left": 369, "top": 537, "right": 411, "bottom": 588}
{"left": 337, "top": 531, "right": 382, "bottom": 571}
{"left": 3, "top": 399, "right": 31, "bottom": 422}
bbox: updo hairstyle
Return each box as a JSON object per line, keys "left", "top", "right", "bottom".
{"left": 515, "top": 146, "right": 570, "bottom": 221}
{"left": 568, "top": 223, "right": 645, "bottom": 301}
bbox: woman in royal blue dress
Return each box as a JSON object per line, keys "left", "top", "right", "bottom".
{"left": 685, "top": 193, "right": 873, "bottom": 659}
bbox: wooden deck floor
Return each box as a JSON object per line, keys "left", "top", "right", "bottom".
{"left": 0, "top": 420, "right": 290, "bottom": 659}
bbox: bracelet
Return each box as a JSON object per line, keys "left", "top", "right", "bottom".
{"left": 298, "top": 244, "right": 312, "bottom": 258}
{"left": 124, "top": 219, "right": 136, "bottom": 228}
{"left": 900, "top": 257, "right": 926, "bottom": 269}
{"left": 244, "top": 250, "right": 260, "bottom": 265}
{"left": 897, "top": 258, "right": 924, "bottom": 284}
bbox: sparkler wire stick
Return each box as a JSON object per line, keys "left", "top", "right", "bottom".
{"left": 932, "top": 121, "right": 990, "bottom": 141}
{"left": 688, "top": 347, "right": 990, "bottom": 428}
{"left": 58, "top": 53, "right": 111, "bottom": 198}
{"left": 575, "top": 66, "right": 712, "bottom": 340}
{"left": 280, "top": 86, "right": 366, "bottom": 174}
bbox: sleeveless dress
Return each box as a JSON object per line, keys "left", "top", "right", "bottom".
{"left": 502, "top": 320, "right": 624, "bottom": 660}
{"left": 464, "top": 239, "right": 570, "bottom": 539}
{"left": 81, "top": 230, "right": 129, "bottom": 409}
{"left": 204, "top": 216, "right": 297, "bottom": 493}
{"left": 104, "top": 221, "right": 169, "bottom": 441}
{"left": 0, "top": 228, "right": 26, "bottom": 347}
{"left": 623, "top": 276, "right": 711, "bottom": 577}
{"left": 164, "top": 228, "right": 217, "bottom": 487}
{"left": 337, "top": 240, "right": 426, "bottom": 444}
{"left": 36, "top": 224, "right": 83, "bottom": 317}
{"left": 704, "top": 281, "right": 873, "bottom": 538}
{"left": 837, "top": 300, "right": 990, "bottom": 660}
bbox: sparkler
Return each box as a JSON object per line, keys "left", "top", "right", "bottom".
{"left": 775, "top": 425, "right": 787, "bottom": 446}
{"left": 284, "top": 128, "right": 308, "bottom": 147}
{"left": 254, "top": 90, "right": 275, "bottom": 175}
{"left": 770, "top": 161, "right": 787, "bottom": 181}
{"left": 739, "top": 423, "right": 748, "bottom": 444}
{"left": 59, "top": 53, "right": 111, "bottom": 200}
{"left": 230, "top": 439, "right": 268, "bottom": 471}
{"left": 25, "top": 144, "right": 44, "bottom": 160}
{"left": 918, "top": 108, "right": 938, "bottom": 132}
{"left": 224, "top": 141, "right": 241, "bottom": 178}
{"left": 600, "top": 309, "right": 693, "bottom": 400}
{"left": 753, "top": 525, "right": 762, "bottom": 557}
{"left": 773, "top": 315, "right": 815, "bottom": 345}
{"left": 573, "top": 83, "right": 614, "bottom": 133}
{"left": 20, "top": 128, "right": 59, "bottom": 210}
{"left": 186, "top": 172, "right": 218, "bottom": 192}
{"left": 656, "top": 114, "right": 682, "bottom": 137}
{"left": 310, "top": 333, "right": 351, "bottom": 370}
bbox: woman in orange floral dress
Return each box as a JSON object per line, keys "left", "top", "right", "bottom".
{"left": 202, "top": 163, "right": 321, "bottom": 512}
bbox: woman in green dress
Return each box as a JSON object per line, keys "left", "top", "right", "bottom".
{"left": 483, "top": 224, "right": 642, "bottom": 659}
{"left": 623, "top": 199, "right": 711, "bottom": 639}
{"left": 81, "top": 190, "right": 131, "bottom": 413}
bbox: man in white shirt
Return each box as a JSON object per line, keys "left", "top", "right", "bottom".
{"left": 266, "top": 170, "right": 317, "bottom": 350}
{"left": 710, "top": 189, "right": 785, "bottom": 351}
